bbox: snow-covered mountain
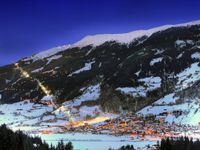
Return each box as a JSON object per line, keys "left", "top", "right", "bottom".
{"left": 24, "top": 44, "right": 71, "bottom": 62}
{"left": 0, "top": 20, "right": 200, "bottom": 132}
{"left": 23, "top": 20, "right": 200, "bottom": 61}
{"left": 73, "top": 20, "right": 200, "bottom": 47}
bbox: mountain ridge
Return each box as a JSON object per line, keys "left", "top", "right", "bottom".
{"left": 72, "top": 20, "right": 200, "bottom": 48}
{"left": 16, "top": 20, "right": 200, "bottom": 63}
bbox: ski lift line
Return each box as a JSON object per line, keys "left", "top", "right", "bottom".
{"left": 14, "top": 63, "right": 75, "bottom": 123}
{"left": 14, "top": 63, "right": 51, "bottom": 96}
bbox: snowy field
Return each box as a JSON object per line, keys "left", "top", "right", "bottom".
{"left": 37, "top": 133, "right": 156, "bottom": 150}
{"left": 0, "top": 97, "right": 157, "bottom": 150}
{"left": 137, "top": 62, "right": 200, "bottom": 126}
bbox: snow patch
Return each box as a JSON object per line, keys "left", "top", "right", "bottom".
{"left": 176, "top": 52, "right": 184, "bottom": 59}
{"left": 0, "top": 100, "right": 53, "bottom": 128}
{"left": 154, "top": 93, "right": 178, "bottom": 105}
{"left": 46, "top": 55, "right": 62, "bottom": 65}
{"left": 176, "top": 62, "right": 200, "bottom": 90}
{"left": 31, "top": 67, "right": 44, "bottom": 73}
{"left": 64, "top": 84, "right": 101, "bottom": 107}
{"left": 135, "top": 69, "right": 141, "bottom": 76}
{"left": 138, "top": 98, "right": 200, "bottom": 126}
{"left": 25, "top": 45, "right": 70, "bottom": 62}
{"left": 186, "top": 40, "right": 194, "bottom": 45}
{"left": 175, "top": 40, "right": 186, "bottom": 48}
{"left": 138, "top": 76, "right": 161, "bottom": 90}
{"left": 116, "top": 86, "right": 146, "bottom": 97}
{"left": 150, "top": 57, "right": 163, "bottom": 66}
{"left": 117, "top": 76, "right": 161, "bottom": 97}
{"left": 69, "top": 61, "right": 95, "bottom": 76}
{"left": 41, "top": 95, "right": 55, "bottom": 102}
{"left": 154, "top": 49, "right": 165, "bottom": 55}
{"left": 191, "top": 52, "right": 200, "bottom": 60}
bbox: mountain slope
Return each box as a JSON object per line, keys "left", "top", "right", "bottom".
{"left": 0, "top": 20, "right": 200, "bottom": 118}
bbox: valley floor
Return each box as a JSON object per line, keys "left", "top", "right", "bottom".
{"left": 1, "top": 99, "right": 200, "bottom": 150}
{"left": 38, "top": 132, "right": 156, "bottom": 150}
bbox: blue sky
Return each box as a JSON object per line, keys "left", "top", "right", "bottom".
{"left": 1, "top": 0, "right": 200, "bottom": 66}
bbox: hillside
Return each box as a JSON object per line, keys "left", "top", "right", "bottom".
{"left": 0, "top": 21, "right": 200, "bottom": 136}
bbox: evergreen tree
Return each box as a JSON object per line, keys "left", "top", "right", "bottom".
{"left": 65, "top": 142, "right": 73, "bottom": 150}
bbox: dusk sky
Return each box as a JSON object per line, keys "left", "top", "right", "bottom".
{"left": 1, "top": 0, "right": 200, "bottom": 66}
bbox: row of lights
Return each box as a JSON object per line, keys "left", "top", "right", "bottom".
{"left": 14, "top": 63, "right": 75, "bottom": 124}
{"left": 14, "top": 63, "right": 108, "bottom": 127}
{"left": 15, "top": 63, "right": 51, "bottom": 96}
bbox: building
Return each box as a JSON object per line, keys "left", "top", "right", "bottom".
{"left": 41, "top": 95, "right": 55, "bottom": 106}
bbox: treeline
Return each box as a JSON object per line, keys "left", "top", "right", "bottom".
{"left": 116, "top": 137, "right": 200, "bottom": 150}
{"left": 160, "top": 137, "right": 200, "bottom": 150}
{"left": 118, "top": 145, "right": 135, "bottom": 150}
{"left": 0, "top": 124, "right": 73, "bottom": 150}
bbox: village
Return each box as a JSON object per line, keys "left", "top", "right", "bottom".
{"left": 70, "top": 114, "right": 200, "bottom": 140}
{"left": 37, "top": 110, "right": 200, "bottom": 141}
